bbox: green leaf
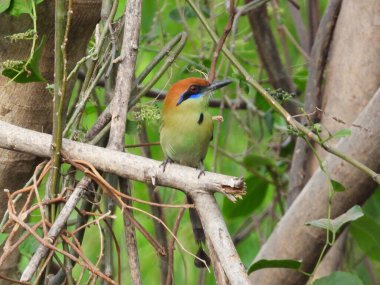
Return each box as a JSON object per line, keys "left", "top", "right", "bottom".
{"left": 84, "top": 105, "right": 98, "bottom": 115}
{"left": 125, "top": 120, "right": 139, "bottom": 135}
{"left": 331, "top": 179, "right": 345, "bottom": 192}
{"left": 19, "top": 229, "right": 41, "bottom": 257}
{"left": 349, "top": 189, "right": 380, "bottom": 262}
{"left": 350, "top": 214, "right": 380, "bottom": 262}
{"left": 0, "top": 0, "right": 11, "bottom": 13}
{"left": 7, "top": 0, "right": 44, "bottom": 16}
{"left": 332, "top": 128, "right": 352, "bottom": 139}
{"left": 243, "top": 154, "right": 275, "bottom": 169}
{"left": 248, "top": 259, "right": 302, "bottom": 274}
{"left": 223, "top": 176, "right": 269, "bottom": 218}
{"left": 293, "top": 68, "right": 308, "bottom": 92}
{"left": 306, "top": 205, "right": 363, "bottom": 234}
{"left": 313, "top": 123, "right": 322, "bottom": 134}
{"left": 0, "top": 233, "right": 8, "bottom": 246}
{"left": 169, "top": 7, "right": 196, "bottom": 22}
{"left": 169, "top": 5, "right": 210, "bottom": 22}
{"left": 313, "top": 272, "right": 364, "bottom": 285}
{"left": 114, "top": 0, "right": 126, "bottom": 20}
{"left": 2, "top": 35, "right": 46, "bottom": 83}
{"left": 264, "top": 109, "right": 273, "bottom": 134}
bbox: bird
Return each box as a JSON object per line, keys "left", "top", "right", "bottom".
{"left": 160, "top": 77, "right": 232, "bottom": 267}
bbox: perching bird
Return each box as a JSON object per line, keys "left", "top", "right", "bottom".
{"left": 160, "top": 77, "right": 232, "bottom": 267}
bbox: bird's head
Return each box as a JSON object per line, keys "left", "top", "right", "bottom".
{"left": 163, "top": 77, "right": 232, "bottom": 112}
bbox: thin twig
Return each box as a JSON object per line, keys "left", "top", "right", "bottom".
{"left": 208, "top": 0, "right": 235, "bottom": 83}
{"left": 185, "top": 0, "right": 380, "bottom": 185}
{"left": 139, "top": 126, "right": 169, "bottom": 284}
{"left": 165, "top": 207, "right": 186, "bottom": 285}
{"left": 47, "top": 0, "right": 70, "bottom": 222}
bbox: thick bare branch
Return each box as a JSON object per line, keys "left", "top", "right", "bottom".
{"left": 191, "top": 193, "right": 250, "bottom": 285}
{"left": 106, "top": 0, "right": 142, "bottom": 283}
{"left": 0, "top": 122, "right": 247, "bottom": 283}
{"left": 107, "top": 0, "right": 141, "bottom": 150}
{"left": 288, "top": 0, "right": 343, "bottom": 205}
{"left": 0, "top": 121, "right": 245, "bottom": 199}
{"left": 249, "top": 88, "right": 380, "bottom": 284}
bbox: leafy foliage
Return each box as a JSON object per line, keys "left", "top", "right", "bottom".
{"left": 2, "top": 35, "right": 46, "bottom": 83}
{"left": 306, "top": 205, "right": 363, "bottom": 235}
{"left": 0, "top": 0, "right": 11, "bottom": 13}
{"left": 3, "top": 0, "right": 44, "bottom": 16}
{"left": 248, "top": 259, "right": 302, "bottom": 274}
{"left": 350, "top": 189, "right": 380, "bottom": 262}
{"left": 1, "top": 0, "right": 376, "bottom": 284}
{"left": 330, "top": 179, "right": 346, "bottom": 192}
{"left": 313, "top": 272, "right": 364, "bottom": 285}
{"left": 223, "top": 176, "right": 269, "bottom": 218}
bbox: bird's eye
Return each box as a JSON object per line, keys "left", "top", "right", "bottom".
{"left": 189, "top": 85, "right": 199, "bottom": 93}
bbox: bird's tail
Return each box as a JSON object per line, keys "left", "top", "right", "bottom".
{"left": 187, "top": 195, "right": 211, "bottom": 268}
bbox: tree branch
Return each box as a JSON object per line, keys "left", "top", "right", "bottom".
{"left": 245, "top": 0, "right": 297, "bottom": 115}
{"left": 287, "top": 0, "right": 343, "bottom": 205}
{"left": 191, "top": 193, "right": 250, "bottom": 285}
{"left": 105, "top": 0, "right": 142, "bottom": 283}
{"left": 249, "top": 88, "right": 380, "bottom": 284}
{"left": 208, "top": 0, "right": 235, "bottom": 83}
{"left": 0, "top": 121, "right": 245, "bottom": 199}
{"left": 0, "top": 121, "right": 247, "bottom": 284}
{"left": 186, "top": 0, "right": 380, "bottom": 185}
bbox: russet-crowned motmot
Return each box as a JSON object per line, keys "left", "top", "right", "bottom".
{"left": 160, "top": 77, "right": 232, "bottom": 267}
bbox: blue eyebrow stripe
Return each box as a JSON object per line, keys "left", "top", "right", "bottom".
{"left": 177, "top": 93, "right": 202, "bottom": 106}
{"left": 189, "top": 93, "right": 202, "bottom": 99}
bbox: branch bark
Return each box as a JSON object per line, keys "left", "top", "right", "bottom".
{"left": 0, "top": 120, "right": 247, "bottom": 284}
{"left": 287, "top": 0, "right": 343, "bottom": 205}
{"left": 245, "top": 1, "right": 297, "bottom": 115}
{"left": 106, "top": 0, "right": 142, "bottom": 283}
{"left": 191, "top": 193, "right": 249, "bottom": 285}
{"left": 310, "top": 0, "right": 380, "bottom": 171}
{"left": 208, "top": 0, "right": 235, "bottom": 83}
{"left": 0, "top": 1, "right": 101, "bottom": 280}
{"left": 139, "top": 128, "right": 169, "bottom": 284}
{"left": 20, "top": 179, "right": 91, "bottom": 281}
{"left": 249, "top": 87, "right": 380, "bottom": 284}
{"left": 0, "top": 121, "right": 245, "bottom": 199}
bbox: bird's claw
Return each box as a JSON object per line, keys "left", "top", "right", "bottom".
{"left": 212, "top": 115, "right": 224, "bottom": 122}
{"left": 160, "top": 158, "right": 173, "bottom": 172}
{"left": 197, "top": 170, "right": 206, "bottom": 179}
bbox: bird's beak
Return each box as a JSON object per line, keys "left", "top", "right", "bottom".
{"left": 201, "top": 79, "right": 233, "bottom": 94}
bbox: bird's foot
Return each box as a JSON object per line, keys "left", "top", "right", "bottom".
{"left": 197, "top": 163, "right": 206, "bottom": 179}
{"left": 212, "top": 115, "right": 224, "bottom": 122}
{"left": 160, "top": 158, "right": 173, "bottom": 172}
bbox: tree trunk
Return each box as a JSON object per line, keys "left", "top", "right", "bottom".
{"left": 249, "top": 87, "right": 380, "bottom": 285}
{"left": 310, "top": 0, "right": 380, "bottom": 170}
{"left": 0, "top": 1, "right": 101, "bottom": 280}
{"left": 250, "top": 1, "right": 380, "bottom": 283}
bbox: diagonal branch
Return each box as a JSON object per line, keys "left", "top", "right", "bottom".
{"left": 249, "top": 88, "right": 380, "bottom": 284}
{"left": 288, "top": 0, "right": 343, "bottom": 205}
{"left": 191, "top": 193, "right": 250, "bottom": 285}
{"left": 208, "top": 0, "right": 235, "bottom": 83}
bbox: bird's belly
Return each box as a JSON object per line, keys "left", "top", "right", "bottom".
{"left": 160, "top": 115, "right": 212, "bottom": 168}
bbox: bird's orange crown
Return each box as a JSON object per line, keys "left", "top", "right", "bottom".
{"left": 163, "top": 77, "right": 210, "bottom": 111}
